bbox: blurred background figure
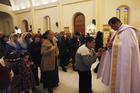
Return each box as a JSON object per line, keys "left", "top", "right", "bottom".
{"left": 94, "top": 31, "right": 103, "bottom": 73}
{"left": 28, "top": 34, "right": 42, "bottom": 86}
{"left": 15, "top": 26, "right": 22, "bottom": 34}
{"left": 5, "top": 34, "right": 22, "bottom": 55}
{"left": 0, "top": 32, "right": 5, "bottom": 58}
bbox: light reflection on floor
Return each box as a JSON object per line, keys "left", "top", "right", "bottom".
{"left": 35, "top": 61, "right": 110, "bottom": 93}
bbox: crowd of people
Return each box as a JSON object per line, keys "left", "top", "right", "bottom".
{"left": 0, "top": 29, "right": 97, "bottom": 93}
{"left": 0, "top": 17, "right": 140, "bottom": 93}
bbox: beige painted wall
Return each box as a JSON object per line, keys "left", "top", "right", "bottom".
{"left": 14, "top": 10, "right": 32, "bottom": 32}
{"left": 34, "top": 5, "right": 58, "bottom": 33}
{"left": 62, "top": 0, "right": 96, "bottom": 33}
{"left": 13, "top": 0, "right": 96, "bottom": 34}
{"left": 11, "top": 0, "right": 140, "bottom": 34}
{"left": 100, "top": 0, "right": 140, "bottom": 30}
{"left": 31, "top": 0, "right": 95, "bottom": 33}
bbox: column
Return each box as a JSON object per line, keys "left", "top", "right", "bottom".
{"left": 95, "top": 0, "right": 103, "bottom": 31}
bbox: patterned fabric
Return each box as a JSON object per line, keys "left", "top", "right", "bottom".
{"left": 19, "top": 62, "right": 35, "bottom": 91}
{"left": 41, "top": 39, "right": 59, "bottom": 71}
{"left": 4, "top": 52, "right": 21, "bottom": 63}
{"left": 11, "top": 75, "right": 22, "bottom": 93}
{"left": 0, "top": 87, "right": 11, "bottom": 93}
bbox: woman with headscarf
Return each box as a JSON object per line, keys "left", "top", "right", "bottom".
{"left": 5, "top": 33, "right": 22, "bottom": 55}
{"left": 28, "top": 34, "right": 42, "bottom": 86}
{"left": 18, "top": 32, "right": 32, "bottom": 54}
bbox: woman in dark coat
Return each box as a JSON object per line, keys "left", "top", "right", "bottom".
{"left": 28, "top": 34, "right": 42, "bottom": 86}
{"left": 0, "top": 58, "right": 12, "bottom": 93}
{"left": 94, "top": 31, "right": 103, "bottom": 73}
{"left": 2, "top": 52, "right": 22, "bottom": 93}
{"left": 0, "top": 33, "right": 5, "bottom": 58}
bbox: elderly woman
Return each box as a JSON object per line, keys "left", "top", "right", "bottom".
{"left": 41, "top": 30, "right": 59, "bottom": 93}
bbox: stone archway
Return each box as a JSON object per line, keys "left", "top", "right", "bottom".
{"left": 0, "top": 11, "right": 14, "bottom": 35}
{"left": 44, "top": 16, "right": 51, "bottom": 31}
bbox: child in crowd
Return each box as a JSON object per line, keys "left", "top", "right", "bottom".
{"left": 0, "top": 51, "right": 22, "bottom": 93}
{"left": 19, "top": 52, "right": 35, "bottom": 93}
{"left": 0, "top": 57, "right": 13, "bottom": 93}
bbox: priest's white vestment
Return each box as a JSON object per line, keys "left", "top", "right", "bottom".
{"left": 97, "top": 24, "right": 140, "bottom": 93}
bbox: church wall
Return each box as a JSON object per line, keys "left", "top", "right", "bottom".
{"left": 12, "top": 0, "right": 140, "bottom": 34}
{"left": 14, "top": 10, "right": 31, "bottom": 32}
{"left": 62, "top": 0, "right": 96, "bottom": 33}
{"left": 101, "top": 0, "right": 140, "bottom": 30}
{"left": 13, "top": 0, "right": 96, "bottom": 34}
{"left": 1, "top": 0, "right": 140, "bottom": 34}
{"left": 34, "top": 5, "right": 58, "bottom": 33}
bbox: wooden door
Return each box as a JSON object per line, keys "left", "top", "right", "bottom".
{"left": 22, "top": 20, "right": 29, "bottom": 32}
{"left": 74, "top": 13, "right": 85, "bottom": 35}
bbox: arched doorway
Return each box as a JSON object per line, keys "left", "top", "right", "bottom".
{"left": 73, "top": 12, "right": 85, "bottom": 35}
{"left": 21, "top": 20, "right": 29, "bottom": 32}
{"left": 44, "top": 16, "right": 51, "bottom": 31}
{"left": 0, "top": 11, "right": 14, "bottom": 35}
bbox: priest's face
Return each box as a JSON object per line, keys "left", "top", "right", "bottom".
{"left": 109, "top": 23, "right": 120, "bottom": 31}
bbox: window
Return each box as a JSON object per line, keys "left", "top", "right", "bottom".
{"left": 116, "top": 5, "right": 129, "bottom": 24}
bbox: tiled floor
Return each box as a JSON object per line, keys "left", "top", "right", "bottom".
{"left": 35, "top": 62, "right": 110, "bottom": 93}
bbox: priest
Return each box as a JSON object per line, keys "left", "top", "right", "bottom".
{"left": 97, "top": 17, "right": 140, "bottom": 93}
